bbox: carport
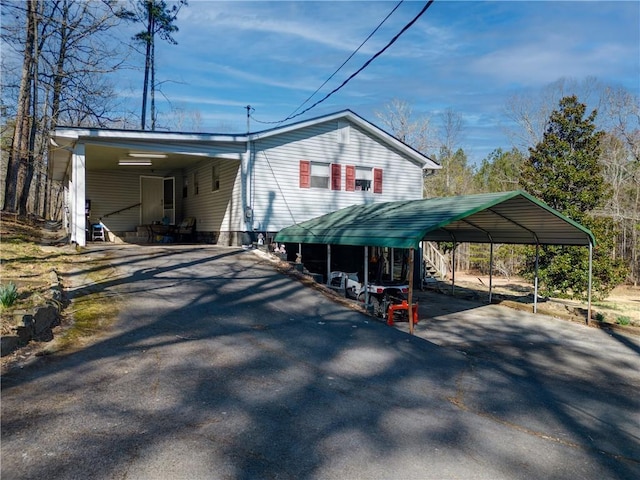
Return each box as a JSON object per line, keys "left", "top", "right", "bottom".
{"left": 275, "top": 190, "right": 596, "bottom": 334}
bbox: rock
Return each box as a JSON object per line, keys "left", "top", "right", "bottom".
{"left": 1, "top": 336, "right": 20, "bottom": 357}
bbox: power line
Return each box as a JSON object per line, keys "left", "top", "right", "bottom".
{"left": 251, "top": 0, "right": 435, "bottom": 126}
{"left": 281, "top": 0, "right": 405, "bottom": 123}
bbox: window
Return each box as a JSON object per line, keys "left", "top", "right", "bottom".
{"left": 355, "top": 167, "right": 372, "bottom": 191}
{"left": 183, "top": 177, "right": 188, "bottom": 198}
{"left": 345, "top": 166, "right": 383, "bottom": 193}
{"left": 300, "top": 161, "right": 342, "bottom": 190}
{"left": 212, "top": 165, "right": 220, "bottom": 192}
{"left": 311, "top": 162, "right": 330, "bottom": 189}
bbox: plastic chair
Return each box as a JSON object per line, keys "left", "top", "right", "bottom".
{"left": 91, "top": 222, "right": 106, "bottom": 241}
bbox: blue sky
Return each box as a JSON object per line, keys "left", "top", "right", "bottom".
{"left": 119, "top": 0, "right": 639, "bottom": 164}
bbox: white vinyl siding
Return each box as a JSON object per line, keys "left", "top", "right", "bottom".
{"left": 86, "top": 170, "right": 143, "bottom": 232}
{"left": 250, "top": 120, "right": 423, "bottom": 231}
{"left": 182, "top": 158, "right": 242, "bottom": 232}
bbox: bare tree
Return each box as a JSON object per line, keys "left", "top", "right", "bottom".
{"left": 3, "top": 0, "right": 37, "bottom": 215}
{"left": 375, "top": 98, "right": 435, "bottom": 155}
{"left": 2, "top": 0, "right": 132, "bottom": 218}
{"left": 597, "top": 87, "right": 640, "bottom": 284}
{"left": 505, "top": 77, "right": 603, "bottom": 151}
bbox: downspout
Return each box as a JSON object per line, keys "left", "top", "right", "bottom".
{"left": 244, "top": 139, "right": 253, "bottom": 236}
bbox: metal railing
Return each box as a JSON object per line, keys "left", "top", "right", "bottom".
{"left": 101, "top": 203, "right": 141, "bottom": 219}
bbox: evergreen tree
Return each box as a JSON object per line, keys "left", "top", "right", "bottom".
{"left": 520, "top": 95, "right": 627, "bottom": 299}
{"left": 120, "top": 0, "right": 187, "bottom": 130}
{"left": 474, "top": 147, "right": 524, "bottom": 193}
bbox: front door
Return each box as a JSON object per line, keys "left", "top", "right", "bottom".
{"left": 141, "top": 176, "right": 164, "bottom": 225}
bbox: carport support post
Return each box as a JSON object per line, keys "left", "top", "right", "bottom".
{"left": 489, "top": 243, "right": 494, "bottom": 304}
{"left": 587, "top": 240, "right": 593, "bottom": 325}
{"left": 327, "top": 244, "right": 331, "bottom": 285}
{"left": 451, "top": 244, "right": 456, "bottom": 295}
{"left": 364, "top": 246, "right": 369, "bottom": 306}
{"left": 534, "top": 244, "right": 539, "bottom": 314}
{"left": 408, "top": 248, "right": 415, "bottom": 335}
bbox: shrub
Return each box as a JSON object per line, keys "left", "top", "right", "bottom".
{"left": 0, "top": 282, "right": 19, "bottom": 308}
{"left": 616, "top": 316, "right": 631, "bottom": 326}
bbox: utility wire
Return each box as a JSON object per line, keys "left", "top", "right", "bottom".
{"left": 251, "top": 0, "right": 435, "bottom": 126}
{"left": 280, "top": 0, "right": 404, "bottom": 124}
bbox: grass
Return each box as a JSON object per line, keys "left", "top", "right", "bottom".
{"left": 50, "top": 259, "right": 121, "bottom": 353}
{"left": 1, "top": 215, "right": 119, "bottom": 357}
{"left": 593, "top": 301, "right": 623, "bottom": 312}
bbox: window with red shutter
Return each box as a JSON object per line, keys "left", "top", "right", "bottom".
{"left": 345, "top": 165, "right": 355, "bottom": 191}
{"left": 331, "top": 164, "right": 341, "bottom": 190}
{"left": 373, "top": 168, "right": 383, "bottom": 193}
{"left": 299, "top": 160, "right": 310, "bottom": 188}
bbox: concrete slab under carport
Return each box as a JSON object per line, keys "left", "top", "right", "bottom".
{"left": 389, "top": 286, "right": 640, "bottom": 472}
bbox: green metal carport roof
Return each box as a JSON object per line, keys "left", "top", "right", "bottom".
{"left": 275, "top": 190, "right": 595, "bottom": 249}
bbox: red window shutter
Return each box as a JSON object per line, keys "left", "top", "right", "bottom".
{"left": 373, "top": 168, "right": 383, "bottom": 193}
{"left": 345, "top": 165, "right": 355, "bottom": 191}
{"left": 300, "top": 160, "right": 310, "bottom": 188}
{"left": 331, "top": 164, "right": 341, "bottom": 190}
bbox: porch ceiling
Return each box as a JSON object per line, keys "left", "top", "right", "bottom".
{"left": 50, "top": 138, "right": 242, "bottom": 181}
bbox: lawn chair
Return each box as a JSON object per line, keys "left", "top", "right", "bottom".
{"left": 175, "top": 217, "right": 196, "bottom": 242}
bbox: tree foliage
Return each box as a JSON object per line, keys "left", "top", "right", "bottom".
{"left": 474, "top": 148, "right": 524, "bottom": 193}
{"left": 520, "top": 95, "right": 627, "bottom": 299}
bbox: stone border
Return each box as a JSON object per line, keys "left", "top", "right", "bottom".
{"left": 0, "top": 270, "right": 63, "bottom": 357}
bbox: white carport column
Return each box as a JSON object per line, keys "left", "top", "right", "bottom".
{"left": 70, "top": 143, "right": 86, "bottom": 247}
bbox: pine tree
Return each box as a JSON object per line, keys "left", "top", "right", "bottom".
{"left": 520, "top": 95, "right": 627, "bottom": 299}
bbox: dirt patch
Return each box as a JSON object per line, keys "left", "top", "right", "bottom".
{"left": 444, "top": 272, "right": 640, "bottom": 330}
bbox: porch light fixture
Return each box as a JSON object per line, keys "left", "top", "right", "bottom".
{"left": 128, "top": 151, "right": 167, "bottom": 158}
{"left": 118, "top": 159, "right": 152, "bottom": 166}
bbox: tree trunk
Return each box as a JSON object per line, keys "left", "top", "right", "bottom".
{"left": 151, "top": 22, "right": 156, "bottom": 131}
{"left": 141, "top": 1, "right": 153, "bottom": 130}
{"left": 4, "top": 0, "right": 37, "bottom": 214}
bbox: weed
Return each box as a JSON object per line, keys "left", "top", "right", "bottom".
{"left": 594, "top": 312, "right": 605, "bottom": 322}
{"left": 0, "top": 282, "right": 19, "bottom": 308}
{"left": 616, "top": 316, "right": 631, "bottom": 326}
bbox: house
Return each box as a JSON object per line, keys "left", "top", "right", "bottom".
{"left": 49, "top": 110, "right": 440, "bottom": 247}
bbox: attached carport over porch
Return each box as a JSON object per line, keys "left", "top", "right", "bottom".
{"left": 50, "top": 127, "right": 247, "bottom": 246}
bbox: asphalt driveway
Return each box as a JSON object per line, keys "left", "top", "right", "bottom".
{"left": 2, "top": 245, "right": 639, "bottom": 480}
